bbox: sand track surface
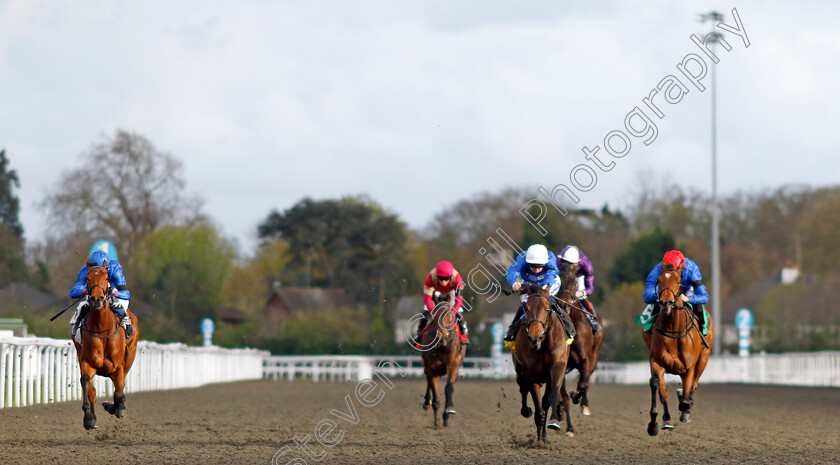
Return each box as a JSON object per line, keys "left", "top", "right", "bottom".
{"left": 1, "top": 379, "right": 839, "bottom": 464}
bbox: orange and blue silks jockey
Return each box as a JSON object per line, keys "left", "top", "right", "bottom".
{"left": 640, "top": 250, "right": 710, "bottom": 335}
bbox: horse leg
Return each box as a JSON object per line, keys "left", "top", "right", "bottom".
{"left": 529, "top": 384, "right": 545, "bottom": 443}
{"left": 574, "top": 358, "right": 594, "bottom": 416}
{"left": 442, "top": 363, "right": 460, "bottom": 427}
{"left": 423, "top": 375, "right": 432, "bottom": 411}
{"left": 103, "top": 367, "right": 127, "bottom": 418}
{"left": 679, "top": 369, "right": 696, "bottom": 423}
{"left": 545, "top": 366, "right": 563, "bottom": 433}
{"left": 559, "top": 375, "right": 574, "bottom": 437}
{"left": 79, "top": 364, "right": 97, "bottom": 430}
{"left": 647, "top": 362, "right": 669, "bottom": 436}
{"left": 656, "top": 365, "right": 673, "bottom": 431}
{"left": 518, "top": 375, "right": 533, "bottom": 418}
{"left": 430, "top": 375, "right": 441, "bottom": 428}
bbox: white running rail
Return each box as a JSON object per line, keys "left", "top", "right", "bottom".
{"left": 1, "top": 336, "right": 268, "bottom": 409}
{"left": 264, "top": 352, "right": 840, "bottom": 387}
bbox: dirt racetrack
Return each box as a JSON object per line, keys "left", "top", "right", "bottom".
{"left": 1, "top": 378, "right": 839, "bottom": 464}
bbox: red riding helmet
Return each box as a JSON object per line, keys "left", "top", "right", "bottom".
{"left": 435, "top": 260, "right": 454, "bottom": 278}
{"left": 663, "top": 250, "right": 685, "bottom": 268}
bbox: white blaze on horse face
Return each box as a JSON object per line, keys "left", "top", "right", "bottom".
{"left": 665, "top": 273, "right": 671, "bottom": 279}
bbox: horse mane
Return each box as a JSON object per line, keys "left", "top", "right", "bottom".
{"left": 521, "top": 282, "right": 544, "bottom": 295}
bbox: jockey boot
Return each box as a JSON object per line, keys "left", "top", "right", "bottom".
{"left": 580, "top": 299, "right": 601, "bottom": 335}
{"left": 70, "top": 302, "right": 90, "bottom": 338}
{"left": 415, "top": 310, "right": 430, "bottom": 343}
{"left": 455, "top": 312, "right": 470, "bottom": 345}
{"left": 644, "top": 306, "right": 660, "bottom": 334}
{"left": 694, "top": 304, "right": 708, "bottom": 335}
{"left": 504, "top": 306, "right": 525, "bottom": 342}
{"left": 112, "top": 304, "right": 134, "bottom": 339}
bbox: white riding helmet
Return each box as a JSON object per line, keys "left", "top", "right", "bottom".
{"left": 525, "top": 244, "right": 549, "bottom": 266}
{"left": 561, "top": 246, "right": 581, "bottom": 264}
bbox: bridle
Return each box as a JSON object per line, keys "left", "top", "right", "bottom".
{"left": 82, "top": 265, "right": 120, "bottom": 339}
{"left": 524, "top": 293, "right": 555, "bottom": 339}
{"left": 654, "top": 265, "right": 694, "bottom": 339}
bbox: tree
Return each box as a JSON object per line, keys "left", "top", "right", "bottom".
{"left": 131, "top": 223, "right": 236, "bottom": 341}
{"left": 0, "top": 149, "right": 23, "bottom": 240}
{"left": 0, "top": 150, "right": 27, "bottom": 286}
{"left": 257, "top": 196, "right": 418, "bottom": 304}
{"left": 40, "top": 130, "right": 204, "bottom": 260}
{"left": 608, "top": 228, "right": 677, "bottom": 287}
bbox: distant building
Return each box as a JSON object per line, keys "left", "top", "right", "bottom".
{"left": 219, "top": 307, "right": 246, "bottom": 325}
{"left": 0, "top": 283, "right": 65, "bottom": 316}
{"left": 394, "top": 295, "right": 424, "bottom": 344}
{"left": 262, "top": 287, "right": 352, "bottom": 322}
{"left": 0, "top": 318, "right": 27, "bottom": 337}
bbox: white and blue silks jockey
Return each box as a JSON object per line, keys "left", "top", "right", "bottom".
{"left": 69, "top": 241, "right": 134, "bottom": 342}
{"left": 503, "top": 244, "right": 566, "bottom": 342}
{"left": 640, "top": 250, "right": 709, "bottom": 334}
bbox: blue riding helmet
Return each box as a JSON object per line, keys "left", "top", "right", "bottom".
{"left": 90, "top": 240, "right": 118, "bottom": 261}
{"left": 88, "top": 250, "right": 111, "bottom": 267}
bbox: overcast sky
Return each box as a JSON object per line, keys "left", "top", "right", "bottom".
{"left": 2, "top": 1, "right": 838, "bottom": 253}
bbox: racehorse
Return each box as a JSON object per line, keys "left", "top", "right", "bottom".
{"left": 419, "top": 290, "right": 466, "bottom": 428}
{"left": 556, "top": 262, "right": 603, "bottom": 419}
{"left": 512, "top": 283, "right": 572, "bottom": 442}
{"left": 73, "top": 261, "right": 139, "bottom": 430}
{"left": 642, "top": 263, "right": 714, "bottom": 435}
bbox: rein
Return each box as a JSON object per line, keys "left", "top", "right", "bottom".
{"left": 524, "top": 293, "right": 556, "bottom": 337}
{"left": 654, "top": 268, "right": 698, "bottom": 341}
{"left": 82, "top": 267, "right": 121, "bottom": 340}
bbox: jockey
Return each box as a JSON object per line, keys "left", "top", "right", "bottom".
{"left": 503, "top": 244, "right": 575, "bottom": 343}
{"left": 557, "top": 245, "right": 601, "bottom": 334}
{"left": 417, "top": 260, "right": 469, "bottom": 344}
{"left": 641, "top": 250, "right": 709, "bottom": 334}
{"left": 69, "top": 240, "right": 134, "bottom": 340}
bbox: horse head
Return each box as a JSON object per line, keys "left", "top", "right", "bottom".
{"left": 556, "top": 262, "right": 578, "bottom": 312}
{"left": 430, "top": 290, "right": 456, "bottom": 342}
{"left": 86, "top": 261, "right": 112, "bottom": 312}
{"left": 657, "top": 263, "right": 684, "bottom": 317}
{"left": 522, "top": 283, "right": 552, "bottom": 351}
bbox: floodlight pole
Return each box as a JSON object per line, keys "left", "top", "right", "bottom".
{"left": 700, "top": 11, "right": 724, "bottom": 356}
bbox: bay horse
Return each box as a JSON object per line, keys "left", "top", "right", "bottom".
{"left": 556, "top": 262, "right": 603, "bottom": 419}
{"left": 642, "top": 263, "right": 714, "bottom": 435}
{"left": 419, "top": 290, "right": 465, "bottom": 428}
{"left": 73, "top": 261, "right": 139, "bottom": 430}
{"left": 511, "top": 283, "right": 572, "bottom": 442}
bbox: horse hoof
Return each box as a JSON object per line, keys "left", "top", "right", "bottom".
{"left": 116, "top": 408, "right": 127, "bottom": 419}
{"left": 445, "top": 409, "right": 456, "bottom": 415}
{"left": 570, "top": 391, "right": 579, "bottom": 404}
{"left": 662, "top": 421, "right": 674, "bottom": 430}
{"left": 547, "top": 420, "right": 561, "bottom": 430}
{"left": 102, "top": 401, "right": 114, "bottom": 415}
{"left": 521, "top": 407, "right": 533, "bottom": 418}
{"left": 582, "top": 406, "right": 591, "bottom": 416}
{"left": 679, "top": 401, "right": 691, "bottom": 412}
{"left": 680, "top": 412, "right": 691, "bottom": 423}
{"left": 565, "top": 431, "right": 575, "bottom": 437}
{"left": 647, "top": 422, "right": 659, "bottom": 436}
